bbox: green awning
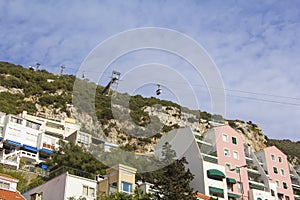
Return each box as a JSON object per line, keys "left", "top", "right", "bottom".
{"left": 207, "top": 169, "right": 225, "bottom": 179}
{"left": 209, "top": 186, "right": 224, "bottom": 194}
{"left": 257, "top": 198, "right": 262, "bottom": 200}
{"left": 228, "top": 193, "right": 240, "bottom": 198}
{"left": 227, "top": 177, "right": 237, "bottom": 184}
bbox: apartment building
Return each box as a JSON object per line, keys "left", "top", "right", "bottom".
{"left": 0, "top": 111, "right": 79, "bottom": 169}
{"left": 155, "top": 127, "right": 232, "bottom": 199}
{"left": 289, "top": 164, "right": 300, "bottom": 200}
{"left": 155, "top": 125, "right": 299, "bottom": 200}
{"left": 0, "top": 111, "right": 119, "bottom": 170}
{"left": 256, "top": 146, "right": 294, "bottom": 200}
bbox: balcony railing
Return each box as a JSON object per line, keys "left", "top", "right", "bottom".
{"left": 249, "top": 180, "right": 265, "bottom": 190}
{"left": 45, "top": 166, "right": 95, "bottom": 181}
{"left": 202, "top": 151, "right": 218, "bottom": 164}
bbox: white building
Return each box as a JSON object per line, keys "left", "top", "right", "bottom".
{"left": 23, "top": 172, "right": 97, "bottom": 200}
{"left": 0, "top": 173, "right": 25, "bottom": 200}
{"left": 0, "top": 111, "right": 80, "bottom": 169}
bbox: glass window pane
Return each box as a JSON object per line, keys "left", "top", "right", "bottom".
{"left": 121, "top": 181, "right": 132, "bottom": 194}
{"left": 82, "top": 185, "right": 88, "bottom": 195}
{"left": 89, "top": 187, "right": 95, "bottom": 197}
{"left": 232, "top": 137, "right": 237, "bottom": 144}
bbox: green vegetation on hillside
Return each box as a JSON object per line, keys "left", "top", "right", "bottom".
{"left": 0, "top": 62, "right": 74, "bottom": 115}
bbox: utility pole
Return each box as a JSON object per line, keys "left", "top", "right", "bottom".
{"left": 230, "top": 165, "right": 247, "bottom": 200}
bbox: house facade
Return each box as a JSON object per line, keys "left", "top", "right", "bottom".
{"left": 23, "top": 171, "right": 98, "bottom": 200}
{"left": 0, "top": 173, "right": 25, "bottom": 200}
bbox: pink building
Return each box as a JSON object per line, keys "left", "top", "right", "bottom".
{"left": 205, "top": 125, "right": 276, "bottom": 200}
{"left": 206, "top": 125, "right": 250, "bottom": 200}
{"left": 256, "top": 146, "right": 294, "bottom": 200}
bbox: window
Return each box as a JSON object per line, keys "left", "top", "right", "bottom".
{"left": 227, "top": 183, "right": 233, "bottom": 191}
{"left": 232, "top": 137, "right": 237, "bottom": 144}
{"left": 82, "top": 185, "right": 95, "bottom": 197}
{"left": 233, "top": 151, "right": 239, "bottom": 160}
{"left": 271, "top": 154, "right": 275, "bottom": 161}
{"left": 275, "top": 181, "right": 280, "bottom": 187}
{"left": 10, "top": 117, "right": 22, "bottom": 124}
{"left": 281, "top": 169, "right": 285, "bottom": 176}
{"left": 285, "top": 196, "right": 290, "bottom": 200}
{"left": 224, "top": 149, "right": 230, "bottom": 157}
{"left": 0, "top": 181, "right": 10, "bottom": 189}
{"left": 26, "top": 121, "right": 41, "bottom": 130}
{"left": 88, "top": 187, "right": 95, "bottom": 197}
{"left": 82, "top": 185, "right": 88, "bottom": 196}
{"left": 283, "top": 182, "right": 288, "bottom": 189}
{"left": 121, "top": 181, "right": 132, "bottom": 194}
{"left": 226, "top": 164, "right": 231, "bottom": 171}
{"left": 278, "top": 157, "right": 282, "bottom": 163}
{"left": 222, "top": 134, "right": 228, "bottom": 142}
{"left": 271, "top": 189, "right": 275, "bottom": 196}
{"left": 109, "top": 182, "right": 117, "bottom": 194}
{"left": 273, "top": 167, "right": 278, "bottom": 174}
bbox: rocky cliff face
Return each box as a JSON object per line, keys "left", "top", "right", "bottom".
{"left": 68, "top": 103, "right": 267, "bottom": 154}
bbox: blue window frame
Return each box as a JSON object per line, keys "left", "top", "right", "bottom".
{"left": 121, "top": 181, "right": 132, "bottom": 194}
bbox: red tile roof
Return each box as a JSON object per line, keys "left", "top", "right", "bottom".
{"left": 195, "top": 192, "right": 210, "bottom": 200}
{"left": 0, "top": 189, "right": 25, "bottom": 200}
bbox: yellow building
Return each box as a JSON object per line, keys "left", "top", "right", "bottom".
{"left": 98, "top": 164, "right": 137, "bottom": 199}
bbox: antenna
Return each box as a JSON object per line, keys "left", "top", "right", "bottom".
{"left": 60, "top": 65, "right": 66, "bottom": 74}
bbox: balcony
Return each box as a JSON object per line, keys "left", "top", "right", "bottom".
{"left": 0, "top": 151, "right": 20, "bottom": 169}
{"left": 45, "top": 126, "right": 64, "bottom": 137}
{"left": 0, "top": 158, "right": 19, "bottom": 169}
{"left": 249, "top": 180, "right": 265, "bottom": 190}
{"left": 202, "top": 151, "right": 218, "bottom": 164}
{"left": 247, "top": 165, "right": 261, "bottom": 176}
{"left": 292, "top": 179, "right": 300, "bottom": 191}
{"left": 19, "top": 150, "right": 38, "bottom": 162}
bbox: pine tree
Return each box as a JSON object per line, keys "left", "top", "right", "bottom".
{"left": 149, "top": 142, "right": 197, "bottom": 200}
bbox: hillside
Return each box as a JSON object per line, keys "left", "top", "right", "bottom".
{"left": 0, "top": 61, "right": 299, "bottom": 165}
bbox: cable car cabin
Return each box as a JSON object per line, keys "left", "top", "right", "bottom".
{"left": 156, "top": 85, "right": 162, "bottom": 95}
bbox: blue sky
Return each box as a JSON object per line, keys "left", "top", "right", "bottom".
{"left": 1, "top": 0, "right": 300, "bottom": 141}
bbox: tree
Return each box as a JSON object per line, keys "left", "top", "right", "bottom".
{"left": 47, "top": 141, "right": 107, "bottom": 176}
{"left": 141, "top": 142, "right": 197, "bottom": 200}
